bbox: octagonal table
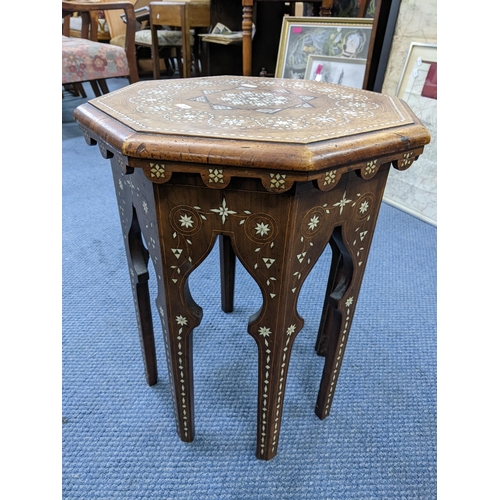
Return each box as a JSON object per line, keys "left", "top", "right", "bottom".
{"left": 74, "top": 76, "right": 430, "bottom": 460}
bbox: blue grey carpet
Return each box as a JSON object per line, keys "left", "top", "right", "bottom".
{"left": 62, "top": 78, "right": 437, "bottom": 499}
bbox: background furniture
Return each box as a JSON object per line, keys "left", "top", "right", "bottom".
{"left": 106, "top": 0, "right": 210, "bottom": 78}
{"left": 205, "top": 0, "right": 400, "bottom": 89}
{"left": 62, "top": 1, "right": 139, "bottom": 96}
{"left": 147, "top": 1, "right": 211, "bottom": 79}
{"left": 74, "top": 76, "right": 429, "bottom": 460}
{"left": 64, "top": 9, "right": 111, "bottom": 42}
{"left": 241, "top": 0, "right": 334, "bottom": 76}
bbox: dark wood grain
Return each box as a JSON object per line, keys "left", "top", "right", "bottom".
{"left": 74, "top": 76, "right": 430, "bottom": 460}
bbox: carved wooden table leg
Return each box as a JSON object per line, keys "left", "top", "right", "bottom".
{"left": 226, "top": 181, "right": 337, "bottom": 460}
{"left": 314, "top": 165, "right": 391, "bottom": 419}
{"left": 74, "top": 76, "right": 430, "bottom": 460}
{"left": 108, "top": 156, "right": 159, "bottom": 386}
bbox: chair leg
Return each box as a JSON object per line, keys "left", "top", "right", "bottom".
{"left": 90, "top": 81, "right": 102, "bottom": 97}
{"left": 97, "top": 79, "right": 110, "bottom": 94}
{"left": 175, "top": 48, "right": 183, "bottom": 78}
{"left": 75, "top": 83, "right": 87, "bottom": 98}
{"left": 163, "top": 54, "right": 174, "bottom": 77}
{"left": 181, "top": 26, "right": 192, "bottom": 78}
{"left": 192, "top": 44, "right": 201, "bottom": 77}
{"left": 151, "top": 26, "right": 162, "bottom": 80}
{"left": 63, "top": 83, "right": 87, "bottom": 98}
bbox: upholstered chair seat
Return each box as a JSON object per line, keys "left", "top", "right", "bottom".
{"left": 62, "top": 1, "right": 138, "bottom": 97}
{"left": 135, "top": 28, "right": 195, "bottom": 47}
{"left": 62, "top": 35, "right": 131, "bottom": 85}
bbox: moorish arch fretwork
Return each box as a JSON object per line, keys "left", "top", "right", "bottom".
{"left": 74, "top": 76, "right": 430, "bottom": 460}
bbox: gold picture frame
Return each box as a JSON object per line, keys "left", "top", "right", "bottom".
{"left": 275, "top": 17, "right": 374, "bottom": 85}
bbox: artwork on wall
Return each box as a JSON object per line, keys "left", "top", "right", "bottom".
{"left": 396, "top": 43, "right": 437, "bottom": 101}
{"left": 383, "top": 43, "right": 437, "bottom": 225}
{"left": 304, "top": 55, "right": 367, "bottom": 88}
{"left": 275, "top": 17, "right": 374, "bottom": 85}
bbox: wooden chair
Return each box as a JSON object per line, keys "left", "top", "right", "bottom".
{"left": 146, "top": 1, "right": 211, "bottom": 79}
{"left": 64, "top": 9, "right": 111, "bottom": 42}
{"left": 62, "top": 1, "right": 139, "bottom": 96}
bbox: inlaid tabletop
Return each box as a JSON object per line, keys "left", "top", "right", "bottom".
{"left": 76, "top": 76, "right": 430, "bottom": 172}
{"left": 90, "top": 76, "right": 415, "bottom": 144}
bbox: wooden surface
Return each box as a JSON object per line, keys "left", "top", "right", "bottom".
{"left": 74, "top": 76, "right": 430, "bottom": 460}
{"left": 76, "top": 76, "right": 429, "bottom": 172}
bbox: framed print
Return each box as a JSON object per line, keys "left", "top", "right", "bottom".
{"left": 383, "top": 43, "right": 437, "bottom": 225}
{"left": 304, "top": 55, "right": 367, "bottom": 88}
{"left": 396, "top": 43, "right": 437, "bottom": 100}
{"left": 275, "top": 17, "right": 374, "bottom": 83}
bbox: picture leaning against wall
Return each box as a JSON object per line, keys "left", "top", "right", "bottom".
{"left": 383, "top": 43, "right": 437, "bottom": 225}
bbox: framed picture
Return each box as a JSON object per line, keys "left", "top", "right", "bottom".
{"left": 304, "top": 55, "right": 367, "bottom": 88}
{"left": 275, "top": 17, "right": 374, "bottom": 84}
{"left": 396, "top": 43, "right": 437, "bottom": 100}
{"left": 383, "top": 42, "right": 437, "bottom": 225}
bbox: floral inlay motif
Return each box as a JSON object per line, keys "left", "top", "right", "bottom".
{"left": 208, "top": 169, "right": 224, "bottom": 183}
{"left": 364, "top": 160, "right": 377, "bottom": 175}
{"left": 332, "top": 191, "right": 353, "bottom": 215}
{"left": 210, "top": 197, "right": 237, "bottom": 224}
{"left": 176, "top": 315, "right": 188, "bottom": 326}
{"left": 179, "top": 214, "right": 194, "bottom": 229}
{"left": 258, "top": 326, "right": 272, "bottom": 338}
{"left": 308, "top": 215, "right": 320, "bottom": 231}
{"left": 323, "top": 170, "right": 337, "bottom": 186}
{"left": 175, "top": 203, "right": 278, "bottom": 298}
{"left": 255, "top": 222, "right": 271, "bottom": 237}
{"left": 142, "top": 201, "right": 148, "bottom": 214}
{"left": 167, "top": 206, "right": 202, "bottom": 282}
{"left": 400, "top": 151, "right": 414, "bottom": 168}
{"left": 354, "top": 192, "right": 374, "bottom": 222}
{"left": 358, "top": 200, "right": 370, "bottom": 214}
{"left": 269, "top": 173, "right": 286, "bottom": 189}
{"left": 150, "top": 163, "right": 166, "bottom": 178}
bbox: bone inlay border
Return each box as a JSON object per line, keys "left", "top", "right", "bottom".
{"left": 91, "top": 77, "right": 415, "bottom": 144}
